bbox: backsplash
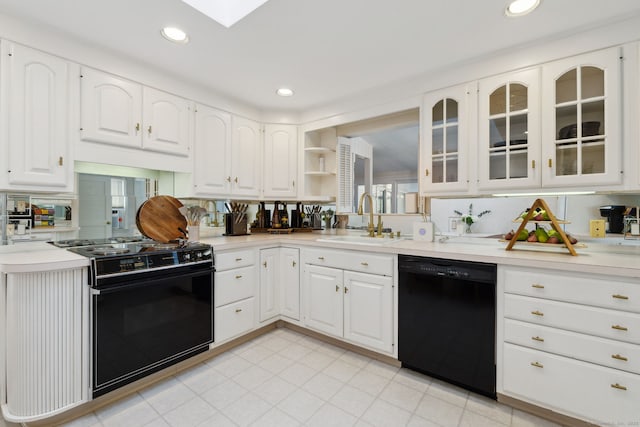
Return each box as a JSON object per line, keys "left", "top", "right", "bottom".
{"left": 344, "top": 194, "right": 640, "bottom": 237}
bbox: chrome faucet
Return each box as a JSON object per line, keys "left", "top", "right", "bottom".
{"left": 357, "top": 192, "right": 375, "bottom": 237}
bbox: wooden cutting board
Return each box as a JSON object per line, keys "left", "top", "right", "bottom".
{"left": 136, "top": 195, "right": 187, "bottom": 243}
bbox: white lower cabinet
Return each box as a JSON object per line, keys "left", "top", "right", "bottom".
{"left": 302, "top": 248, "right": 395, "bottom": 354}
{"left": 280, "top": 247, "right": 301, "bottom": 321}
{"left": 499, "top": 265, "right": 640, "bottom": 425}
{"left": 214, "top": 249, "right": 258, "bottom": 343}
{"left": 259, "top": 247, "right": 300, "bottom": 322}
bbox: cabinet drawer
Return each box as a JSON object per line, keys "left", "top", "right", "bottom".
{"left": 504, "top": 294, "right": 640, "bottom": 345}
{"left": 215, "top": 265, "right": 257, "bottom": 307}
{"left": 503, "top": 343, "right": 640, "bottom": 426}
{"left": 216, "top": 249, "right": 256, "bottom": 271}
{"left": 505, "top": 318, "right": 640, "bottom": 375}
{"left": 302, "top": 248, "right": 394, "bottom": 276}
{"left": 215, "top": 297, "right": 255, "bottom": 343}
{"left": 503, "top": 266, "right": 640, "bottom": 313}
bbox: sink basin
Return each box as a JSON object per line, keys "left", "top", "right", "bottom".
{"left": 316, "top": 235, "right": 404, "bottom": 246}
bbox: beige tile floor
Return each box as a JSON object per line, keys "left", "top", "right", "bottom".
{"left": 62, "top": 328, "right": 563, "bottom": 427}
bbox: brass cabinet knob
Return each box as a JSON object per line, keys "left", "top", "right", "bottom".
{"left": 530, "top": 361, "right": 544, "bottom": 368}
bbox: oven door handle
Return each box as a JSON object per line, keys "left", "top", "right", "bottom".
{"left": 94, "top": 268, "right": 214, "bottom": 295}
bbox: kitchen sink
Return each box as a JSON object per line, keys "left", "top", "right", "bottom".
{"left": 316, "top": 235, "right": 404, "bottom": 246}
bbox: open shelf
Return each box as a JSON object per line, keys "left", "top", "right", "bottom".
{"left": 304, "top": 171, "right": 336, "bottom": 176}
{"left": 304, "top": 147, "right": 335, "bottom": 153}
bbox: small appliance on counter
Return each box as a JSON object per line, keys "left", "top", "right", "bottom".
{"left": 600, "top": 205, "right": 626, "bottom": 233}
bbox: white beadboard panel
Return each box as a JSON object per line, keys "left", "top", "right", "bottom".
{"left": 3, "top": 267, "right": 88, "bottom": 422}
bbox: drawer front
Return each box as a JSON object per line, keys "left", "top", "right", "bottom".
{"left": 215, "top": 298, "right": 255, "bottom": 343}
{"left": 503, "top": 266, "right": 640, "bottom": 313}
{"left": 504, "top": 294, "right": 640, "bottom": 345}
{"left": 503, "top": 343, "right": 640, "bottom": 426}
{"left": 216, "top": 249, "right": 256, "bottom": 271}
{"left": 215, "top": 265, "right": 257, "bottom": 307}
{"left": 302, "top": 248, "right": 394, "bottom": 276}
{"left": 504, "top": 318, "right": 640, "bottom": 375}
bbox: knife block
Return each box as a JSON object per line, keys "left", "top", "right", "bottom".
{"left": 224, "top": 213, "right": 248, "bottom": 236}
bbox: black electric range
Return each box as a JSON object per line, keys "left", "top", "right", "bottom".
{"left": 54, "top": 237, "right": 215, "bottom": 397}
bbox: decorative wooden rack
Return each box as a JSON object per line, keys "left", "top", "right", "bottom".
{"left": 505, "top": 198, "right": 578, "bottom": 256}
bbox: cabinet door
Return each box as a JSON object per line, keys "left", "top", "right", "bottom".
{"left": 259, "top": 248, "right": 279, "bottom": 322}
{"left": 263, "top": 124, "right": 298, "bottom": 198}
{"left": 303, "top": 264, "right": 343, "bottom": 336}
{"left": 422, "top": 83, "right": 472, "bottom": 194}
{"left": 343, "top": 271, "right": 393, "bottom": 353}
{"left": 231, "top": 117, "right": 261, "bottom": 197}
{"left": 80, "top": 67, "right": 142, "bottom": 149}
{"left": 193, "top": 104, "right": 231, "bottom": 195}
{"left": 280, "top": 248, "right": 300, "bottom": 320}
{"left": 541, "top": 48, "right": 621, "bottom": 187}
{"left": 478, "top": 68, "right": 541, "bottom": 190}
{"left": 142, "top": 87, "right": 191, "bottom": 156}
{"left": 3, "top": 42, "right": 70, "bottom": 189}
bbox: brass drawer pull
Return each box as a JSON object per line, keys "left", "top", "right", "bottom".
{"left": 612, "top": 354, "right": 628, "bottom": 362}
{"left": 344, "top": 286, "right": 349, "bottom": 294}
{"left": 531, "top": 336, "right": 544, "bottom": 342}
{"left": 335, "top": 285, "right": 340, "bottom": 292}
{"left": 235, "top": 308, "right": 242, "bottom": 313}
{"left": 235, "top": 275, "right": 242, "bottom": 279}
{"left": 531, "top": 310, "right": 544, "bottom": 316}
{"left": 612, "top": 294, "right": 629, "bottom": 300}
{"left": 612, "top": 325, "right": 628, "bottom": 331}
{"left": 318, "top": 256, "right": 325, "bottom": 260}
{"left": 263, "top": 261, "right": 267, "bottom": 268}
{"left": 531, "top": 284, "right": 544, "bottom": 289}
{"left": 361, "top": 262, "right": 369, "bottom": 266}
{"left": 611, "top": 383, "right": 627, "bottom": 391}
{"left": 531, "top": 361, "right": 543, "bottom": 368}
{"left": 235, "top": 258, "right": 243, "bottom": 261}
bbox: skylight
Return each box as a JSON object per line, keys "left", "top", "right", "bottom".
{"left": 181, "top": 0, "right": 270, "bottom": 28}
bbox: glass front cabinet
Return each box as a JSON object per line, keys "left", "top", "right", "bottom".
{"left": 421, "top": 83, "right": 474, "bottom": 194}
{"left": 541, "top": 48, "right": 622, "bottom": 187}
{"left": 478, "top": 68, "right": 541, "bottom": 191}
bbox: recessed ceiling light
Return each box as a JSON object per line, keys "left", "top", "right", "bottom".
{"left": 276, "top": 88, "right": 294, "bottom": 97}
{"left": 161, "top": 27, "right": 189, "bottom": 43}
{"left": 181, "top": 0, "right": 270, "bottom": 28}
{"left": 505, "top": 0, "right": 541, "bottom": 17}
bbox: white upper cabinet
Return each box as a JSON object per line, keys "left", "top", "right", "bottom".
{"left": 142, "top": 87, "right": 191, "bottom": 156}
{"left": 478, "top": 68, "right": 541, "bottom": 191}
{"left": 263, "top": 124, "right": 298, "bottom": 199}
{"left": 1, "top": 41, "right": 73, "bottom": 191}
{"left": 422, "top": 83, "right": 474, "bottom": 194}
{"left": 541, "top": 48, "right": 622, "bottom": 188}
{"left": 80, "top": 67, "right": 142, "bottom": 149}
{"left": 231, "top": 116, "right": 262, "bottom": 197}
{"left": 193, "top": 104, "right": 231, "bottom": 195}
{"left": 81, "top": 67, "right": 191, "bottom": 157}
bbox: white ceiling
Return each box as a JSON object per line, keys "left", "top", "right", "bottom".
{"left": 2, "top": 0, "right": 640, "bottom": 114}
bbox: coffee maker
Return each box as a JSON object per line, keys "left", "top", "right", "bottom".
{"left": 600, "top": 205, "right": 626, "bottom": 233}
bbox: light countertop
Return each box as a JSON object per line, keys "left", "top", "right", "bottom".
{"left": 2, "top": 232, "right": 639, "bottom": 279}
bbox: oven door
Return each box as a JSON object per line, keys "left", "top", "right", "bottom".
{"left": 92, "top": 261, "right": 214, "bottom": 397}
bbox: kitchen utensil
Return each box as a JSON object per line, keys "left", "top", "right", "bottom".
{"left": 136, "top": 195, "right": 187, "bottom": 243}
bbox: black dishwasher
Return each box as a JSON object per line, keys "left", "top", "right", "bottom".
{"left": 398, "top": 255, "right": 496, "bottom": 398}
